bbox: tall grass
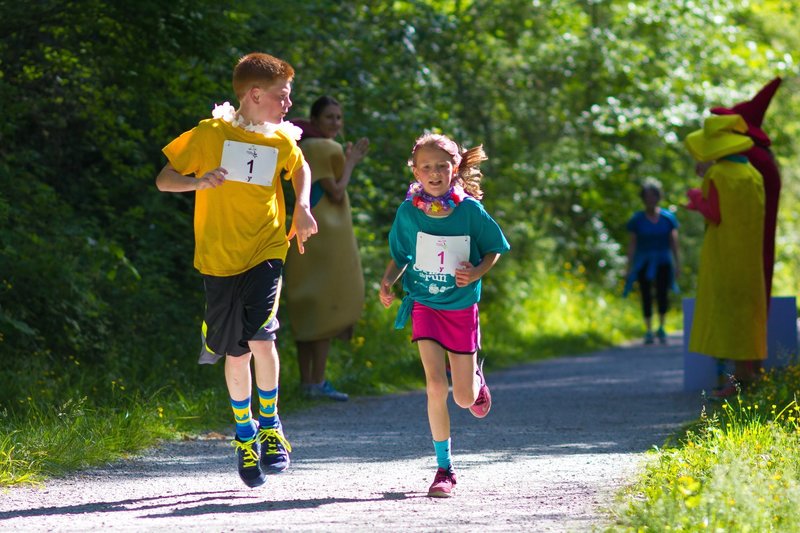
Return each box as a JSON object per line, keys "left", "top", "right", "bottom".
{"left": 611, "top": 365, "right": 800, "bottom": 532}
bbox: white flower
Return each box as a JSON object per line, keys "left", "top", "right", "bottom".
{"left": 278, "top": 121, "right": 303, "bottom": 141}
{"left": 211, "top": 101, "right": 302, "bottom": 141}
{"left": 211, "top": 101, "right": 236, "bottom": 121}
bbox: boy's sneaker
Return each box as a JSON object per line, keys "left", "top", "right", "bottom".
{"left": 644, "top": 331, "right": 655, "bottom": 345}
{"left": 258, "top": 423, "right": 292, "bottom": 474}
{"left": 469, "top": 358, "right": 492, "bottom": 419}
{"left": 656, "top": 328, "right": 667, "bottom": 345}
{"left": 427, "top": 467, "right": 457, "bottom": 498}
{"left": 232, "top": 435, "right": 266, "bottom": 488}
{"left": 303, "top": 380, "right": 349, "bottom": 402}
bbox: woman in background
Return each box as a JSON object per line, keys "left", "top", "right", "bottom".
{"left": 624, "top": 179, "right": 680, "bottom": 345}
{"left": 285, "top": 96, "right": 369, "bottom": 401}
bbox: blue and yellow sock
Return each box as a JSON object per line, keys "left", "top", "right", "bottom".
{"left": 257, "top": 386, "right": 279, "bottom": 429}
{"left": 230, "top": 397, "right": 257, "bottom": 440}
{"left": 433, "top": 438, "right": 452, "bottom": 470}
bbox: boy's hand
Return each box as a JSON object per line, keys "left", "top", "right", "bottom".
{"left": 288, "top": 205, "right": 318, "bottom": 254}
{"left": 379, "top": 279, "right": 395, "bottom": 308}
{"left": 455, "top": 262, "right": 480, "bottom": 287}
{"left": 196, "top": 167, "right": 227, "bottom": 190}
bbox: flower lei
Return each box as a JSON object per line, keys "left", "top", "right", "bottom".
{"left": 211, "top": 102, "right": 302, "bottom": 141}
{"left": 406, "top": 182, "right": 466, "bottom": 215}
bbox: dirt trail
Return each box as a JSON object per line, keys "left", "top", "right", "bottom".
{"left": 0, "top": 337, "right": 699, "bottom": 532}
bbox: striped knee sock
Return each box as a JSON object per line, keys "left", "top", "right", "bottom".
{"left": 257, "top": 386, "right": 279, "bottom": 429}
{"left": 230, "top": 397, "right": 257, "bottom": 440}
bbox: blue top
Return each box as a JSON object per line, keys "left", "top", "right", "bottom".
{"left": 623, "top": 208, "right": 679, "bottom": 296}
{"left": 626, "top": 209, "right": 678, "bottom": 252}
{"left": 389, "top": 197, "right": 510, "bottom": 327}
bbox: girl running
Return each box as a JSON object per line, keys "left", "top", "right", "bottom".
{"left": 380, "top": 133, "right": 510, "bottom": 497}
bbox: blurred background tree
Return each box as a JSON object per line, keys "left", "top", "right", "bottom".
{"left": 0, "top": 0, "right": 796, "bottom": 411}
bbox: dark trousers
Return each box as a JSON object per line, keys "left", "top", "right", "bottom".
{"left": 638, "top": 264, "right": 670, "bottom": 318}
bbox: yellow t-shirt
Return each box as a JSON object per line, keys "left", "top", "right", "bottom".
{"left": 163, "top": 118, "right": 304, "bottom": 276}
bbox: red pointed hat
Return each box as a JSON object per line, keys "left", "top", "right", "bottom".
{"left": 710, "top": 77, "right": 782, "bottom": 147}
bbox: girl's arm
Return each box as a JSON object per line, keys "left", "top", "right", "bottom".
{"left": 318, "top": 138, "right": 369, "bottom": 204}
{"left": 454, "top": 253, "right": 501, "bottom": 288}
{"left": 669, "top": 228, "right": 680, "bottom": 280}
{"left": 379, "top": 259, "right": 407, "bottom": 308}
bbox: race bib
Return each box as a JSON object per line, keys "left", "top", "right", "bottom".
{"left": 415, "top": 233, "right": 471, "bottom": 276}
{"left": 220, "top": 140, "right": 278, "bottom": 187}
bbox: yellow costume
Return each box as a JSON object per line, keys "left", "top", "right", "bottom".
{"left": 687, "top": 115, "right": 767, "bottom": 360}
{"left": 283, "top": 138, "right": 365, "bottom": 341}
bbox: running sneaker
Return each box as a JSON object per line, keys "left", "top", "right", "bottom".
{"left": 469, "top": 358, "right": 492, "bottom": 418}
{"left": 304, "top": 380, "right": 349, "bottom": 402}
{"left": 644, "top": 331, "right": 655, "bottom": 345}
{"left": 656, "top": 328, "right": 667, "bottom": 345}
{"left": 259, "top": 423, "right": 293, "bottom": 474}
{"left": 427, "top": 467, "right": 457, "bottom": 498}
{"left": 232, "top": 435, "right": 266, "bottom": 487}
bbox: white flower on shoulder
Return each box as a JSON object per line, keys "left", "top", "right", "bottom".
{"left": 211, "top": 101, "right": 302, "bottom": 140}
{"left": 211, "top": 101, "right": 236, "bottom": 122}
{"left": 278, "top": 121, "right": 303, "bottom": 141}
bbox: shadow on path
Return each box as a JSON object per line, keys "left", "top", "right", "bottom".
{"left": 0, "top": 490, "right": 417, "bottom": 521}
{"left": 50, "top": 336, "right": 700, "bottom": 477}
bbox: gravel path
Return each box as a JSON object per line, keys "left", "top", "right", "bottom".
{"left": 0, "top": 336, "right": 699, "bottom": 532}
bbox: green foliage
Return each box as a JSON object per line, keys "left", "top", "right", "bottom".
{"left": 611, "top": 392, "right": 800, "bottom": 532}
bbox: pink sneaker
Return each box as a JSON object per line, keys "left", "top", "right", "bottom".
{"left": 427, "top": 467, "right": 457, "bottom": 498}
{"left": 469, "top": 359, "right": 492, "bottom": 418}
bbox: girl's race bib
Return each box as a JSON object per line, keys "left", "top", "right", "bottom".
{"left": 220, "top": 141, "right": 278, "bottom": 186}
{"left": 414, "top": 232, "right": 471, "bottom": 276}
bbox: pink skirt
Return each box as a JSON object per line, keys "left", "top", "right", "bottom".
{"left": 411, "top": 302, "right": 480, "bottom": 354}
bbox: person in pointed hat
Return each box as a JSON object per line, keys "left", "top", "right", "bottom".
{"left": 684, "top": 114, "right": 767, "bottom": 399}
{"left": 710, "top": 77, "right": 782, "bottom": 308}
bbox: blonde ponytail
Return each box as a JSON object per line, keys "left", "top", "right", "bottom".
{"left": 456, "top": 145, "right": 486, "bottom": 200}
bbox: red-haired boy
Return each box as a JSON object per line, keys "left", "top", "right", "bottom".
{"left": 156, "top": 52, "right": 317, "bottom": 487}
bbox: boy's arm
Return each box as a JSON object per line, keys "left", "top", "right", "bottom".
{"left": 155, "top": 163, "right": 226, "bottom": 192}
{"left": 379, "top": 259, "right": 406, "bottom": 308}
{"left": 287, "top": 161, "right": 318, "bottom": 254}
{"left": 454, "top": 252, "right": 501, "bottom": 288}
